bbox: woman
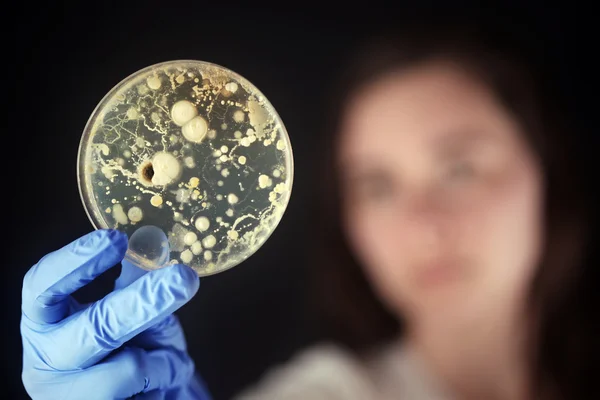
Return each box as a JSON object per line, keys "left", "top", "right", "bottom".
{"left": 236, "top": 22, "right": 595, "bottom": 399}
{"left": 20, "top": 22, "right": 594, "bottom": 400}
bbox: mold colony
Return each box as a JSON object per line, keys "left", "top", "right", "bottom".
{"left": 78, "top": 61, "right": 293, "bottom": 276}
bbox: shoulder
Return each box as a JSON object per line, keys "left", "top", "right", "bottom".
{"left": 234, "top": 342, "right": 378, "bottom": 400}
{"left": 235, "top": 340, "right": 452, "bottom": 400}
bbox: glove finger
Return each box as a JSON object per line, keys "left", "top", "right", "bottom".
{"left": 131, "top": 314, "right": 189, "bottom": 352}
{"left": 116, "top": 260, "right": 192, "bottom": 352}
{"left": 56, "top": 263, "right": 199, "bottom": 369}
{"left": 22, "top": 229, "right": 127, "bottom": 324}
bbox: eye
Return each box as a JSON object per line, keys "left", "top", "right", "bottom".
{"left": 445, "top": 161, "right": 476, "bottom": 182}
{"left": 365, "top": 179, "right": 394, "bottom": 200}
{"left": 346, "top": 174, "right": 396, "bottom": 203}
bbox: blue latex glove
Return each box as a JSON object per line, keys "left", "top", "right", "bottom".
{"left": 20, "top": 229, "right": 212, "bottom": 399}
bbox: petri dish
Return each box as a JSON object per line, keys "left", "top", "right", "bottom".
{"left": 77, "top": 60, "right": 293, "bottom": 276}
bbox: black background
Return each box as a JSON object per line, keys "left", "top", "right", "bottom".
{"left": 6, "top": 2, "right": 596, "bottom": 399}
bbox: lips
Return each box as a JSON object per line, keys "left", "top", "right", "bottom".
{"left": 414, "top": 260, "right": 464, "bottom": 289}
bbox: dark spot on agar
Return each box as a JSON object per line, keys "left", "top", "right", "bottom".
{"left": 143, "top": 163, "right": 154, "bottom": 181}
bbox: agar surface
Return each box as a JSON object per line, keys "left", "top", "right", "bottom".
{"left": 79, "top": 61, "right": 293, "bottom": 276}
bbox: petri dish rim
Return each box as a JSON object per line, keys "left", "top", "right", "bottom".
{"left": 76, "top": 59, "right": 294, "bottom": 276}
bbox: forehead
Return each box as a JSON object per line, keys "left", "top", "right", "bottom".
{"left": 338, "top": 63, "right": 510, "bottom": 160}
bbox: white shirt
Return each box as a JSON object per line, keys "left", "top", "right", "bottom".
{"left": 234, "top": 340, "right": 453, "bottom": 399}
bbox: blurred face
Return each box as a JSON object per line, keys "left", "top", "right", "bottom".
{"left": 338, "top": 62, "right": 544, "bottom": 329}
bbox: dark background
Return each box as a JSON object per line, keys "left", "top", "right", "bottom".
{"left": 6, "top": 2, "right": 595, "bottom": 399}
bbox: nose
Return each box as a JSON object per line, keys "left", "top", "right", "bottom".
{"left": 399, "top": 188, "right": 453, "bottom": 255}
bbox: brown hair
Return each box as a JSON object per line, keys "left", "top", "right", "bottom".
{"left": 311, "top": 20, "right": 595, "bottom": 399}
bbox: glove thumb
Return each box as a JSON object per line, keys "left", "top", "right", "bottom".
{"left": 114, "top": 259, "right": 148, "bottom": 290}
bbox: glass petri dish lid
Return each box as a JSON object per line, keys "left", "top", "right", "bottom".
{"left": 77, "top": 60, "right": 293, "bottom": 276}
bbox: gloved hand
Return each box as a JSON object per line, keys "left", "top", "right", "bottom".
{"left": 20, "top": 229, "right": 212, "bottom": 399}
